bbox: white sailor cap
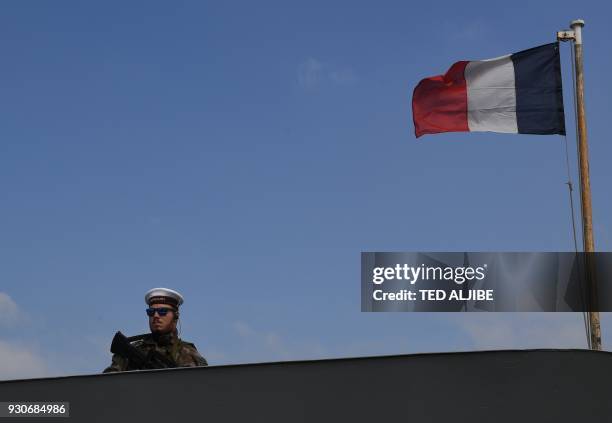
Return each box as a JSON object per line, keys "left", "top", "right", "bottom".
{"left": 145, "top": 287, "right": 184, "bottom": 309}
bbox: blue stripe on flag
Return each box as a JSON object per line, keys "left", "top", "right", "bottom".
{"left": 511, "top": 43, "right": 565, "bottom": 135}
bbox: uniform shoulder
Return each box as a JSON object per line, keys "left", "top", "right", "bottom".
{"left": 177, "top": 339, "right": 208, "bottom": 366}
{"left": 178, "top": 339, "right": 198, "bottom": 350}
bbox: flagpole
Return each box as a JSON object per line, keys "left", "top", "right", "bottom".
{"left": 559, "top": 20, "right": 601, "bottom": 350}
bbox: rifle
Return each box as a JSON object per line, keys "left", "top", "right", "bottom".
{"left": 111, "top": 331, "right": 177, "bottom": 370}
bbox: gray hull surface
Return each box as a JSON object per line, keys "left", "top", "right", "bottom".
{"left": 0, "top": 349, "right": 610, "bottom": 422}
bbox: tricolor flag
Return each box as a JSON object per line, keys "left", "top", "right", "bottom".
{"left": 412, "top": 43, "right": 565, "bottom": 138}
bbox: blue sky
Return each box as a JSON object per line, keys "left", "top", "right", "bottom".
{"left": 1, "top": 1, "right": 611, "bottom": 380}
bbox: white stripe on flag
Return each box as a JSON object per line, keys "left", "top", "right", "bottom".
{"left": 465, "top": 55, "right": 518, "bottom": 133}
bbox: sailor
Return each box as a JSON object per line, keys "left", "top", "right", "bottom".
{"left": 103, "top": 288, "right": 208, "bottom": 372}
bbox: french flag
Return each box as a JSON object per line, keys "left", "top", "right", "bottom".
{"left": 412, "top": 43, "right": 565, "bottom": 138}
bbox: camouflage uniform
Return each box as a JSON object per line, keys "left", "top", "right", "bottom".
{"left": 103, "top": 331, "right": 208, "bottom": 373}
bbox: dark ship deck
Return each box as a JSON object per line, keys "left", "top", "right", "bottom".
{"left": 1, "top": 349, "right": 610, "bottom": 422}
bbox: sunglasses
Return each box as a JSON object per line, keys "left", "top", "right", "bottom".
{"left": 146, "top": 307, "right": 174, "bottom": 317}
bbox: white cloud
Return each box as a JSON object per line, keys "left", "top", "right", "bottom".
{"left": 0, "top": 292, "right": 20, "bottom": 328}
{"left": 297, "top": 58, "right": 358, "bottom": 88}
{"left": 0, "top": 292, "right": 28, "bottom": 329}
{"left": 200, "top": 347, "right": 228, "bottom": 363}
{"left": 0, "top": 293, "right": 48, "bottom": 380}
{"left": 0, "top": 340, "right": 48, "bottom": 380}
{"left": 456, "top": 23, "right": 487, "bottom": 41}
{"left": 329, "top": 68, "right": 358, "bottom": 85}
{"left": 230, "top": 321, "right": 326, "bottom": 362}
{"left": 233, "top": 321, "right": 257, "bottom": 338}
{"left": 449, "top": 313, "right": 588, "bottom": 350}
{"left": 297, "top": 58, "right": 323, "bottom": 88}
{"left": 438, "top": 19, "right": 489, "bottom": 43}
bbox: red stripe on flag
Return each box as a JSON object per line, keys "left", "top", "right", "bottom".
{"left": 412, "top": 61, "right": 469, "bottom": 138}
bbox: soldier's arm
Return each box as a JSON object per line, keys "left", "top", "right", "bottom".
{"left": 103, "top": 353, "right": 129, "bottom": 373}
{"left": 190, "top": 349, "right": 208, "bottom": 367}
{"left": 180, "top": 343, "right": 208, "bottom": 367}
